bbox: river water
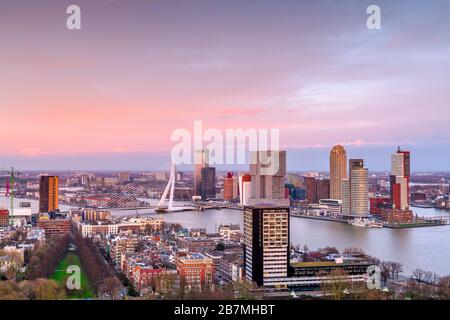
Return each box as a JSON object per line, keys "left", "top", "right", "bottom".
{"left": 2, "top": 196, "right": 449, "bottom": 276}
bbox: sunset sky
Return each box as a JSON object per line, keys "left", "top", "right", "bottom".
{"left": 1, "top": 0, "right": 450, "bottom": 171}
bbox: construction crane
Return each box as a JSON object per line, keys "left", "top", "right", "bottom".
{"left": 1, "top": 167, "right": 22, "bottom": 220}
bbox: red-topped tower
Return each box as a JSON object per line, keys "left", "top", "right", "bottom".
{"left": 390, "top": 147, "right": 410, "bottom": 210}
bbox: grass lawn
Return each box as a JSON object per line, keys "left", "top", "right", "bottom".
{"left": 50, "top": 252, "right": 94, "bottom": 299}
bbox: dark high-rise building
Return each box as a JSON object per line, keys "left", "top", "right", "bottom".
{"left": 201, "top": 167, "right": 216, "bottom": 200}
{"left": 39, "top": 176, "right": 59, "bottom": 213}
{"left": 349, "top": 159, "right": 364, "bottom": 171}
{"left": 304, "top": 177, "right": 330, "bottom": 204}
{"left": 243, "top": 205, "right": 290, "bottom": 287}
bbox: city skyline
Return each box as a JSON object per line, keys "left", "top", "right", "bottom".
{"left": 2, "top": 144, "right": 450, "bottom": 172}
{"left": 1, "top": 0, "right": 450, "bottom": 171}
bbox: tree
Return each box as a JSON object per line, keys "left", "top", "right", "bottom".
{"left": 407, "top": 268, "right": 441, "bottom": 299}
{"left": 301, "top": 244, "right": 309, "bottom": 261}
{"left": 343, "top": 247, "right": 365, "bottom": 256}
{"left": 390, "top": 262, "right": 403, "bottom": 280}
{"left": 0, "top": 280, "right": 27, "bottom": 300}
{"left": 318, "top": 246, "right": 339, "bottom": 256}
{"left": 99, "top": 277, "right": 121, "bottom": 299}
{"left": 320, "top": 269, "right": 352, "bottom": 300}
{"left": 73, "top": 232, "right": 114, "bottom": 295}
{"left": 0, "top": 279, "right": 66, "bottom": 300}
{"left": 127, "top": 281, "right": 140, "bottom": 297}
{"left": 436, "top": 275, "right": 450, "bottom": 299}
{"left": 25, "top": 279, "right": 67, "bottom": 300}
{"left": 26, "top": 233, "right": 71, "bottom": 279}
{"left": 0, "top": 249, "right": 23, "bottom": 280}
{"left": 379, "top": 261, "right": 403, "bottom": 285}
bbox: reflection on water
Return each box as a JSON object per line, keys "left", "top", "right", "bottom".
{"left": 2, "top": 196, "right": 449, "bottom": 276}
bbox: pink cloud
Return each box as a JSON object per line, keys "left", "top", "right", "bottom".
{"left": 219, "top": 107, "right": 266, "bottom": 116}
{"left": 20, "top": 147, "right": 46, "bottom": 157}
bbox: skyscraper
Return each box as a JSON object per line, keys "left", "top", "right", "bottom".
{"left": 304, "top": 177, "right": 330, "bottom": 204}
{"left": 342, "top": 159, "right": 368, "bottom": 216}
{"left": 223, "top": 172, "right": 238, "bottom": 201}
{"left": 194, "top": 149, "right": 204, "bottom": 197}
{"left": 243, "top": 205, "right": 290, "bottom": 287}
{"left": 201, "top": 167, "right": 216, "bottom": 200}
{"left": 39, "top": 176, "right": 59, "bottom": 213}
{"left": 249, "top": 150, "right": 288, "bottom": 206}
{"left": 330, "top": 145, "right": 347, "bottom": 200}
{"left": 390, "top": 147, "right": 410, "bottom": 210}
{"left": 239, "top": 174, "right": 252, "bottom": 206}
{"left": 118, "top": 172, "right": 130, "bottom": 185}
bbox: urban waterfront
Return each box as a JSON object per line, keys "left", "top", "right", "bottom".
{"left": 136, "top": 207, "right": 450, "bottom": 276}
{"left": 3, "top": 196, "right": 449, "bottom": 276}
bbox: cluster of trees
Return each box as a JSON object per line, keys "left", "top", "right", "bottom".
{"left": 0, "top": 279, "right": 66, "bottom": 300}
{"left": 160, "top": 280, "right": 261, "bottom": 300}
{"left": 0, "top": 230, "right": 27, "bottom": 247}
{"left": 0, "top": 249, "right": 23, "bottom": 280}
{"left": 380, "top": 261, "right": 403, "bottom": 283}
{"left": 406, "top": 269, "right": 450, "bottom": 299}
{"left": 72, "top": 232, "right": 120, "bottom": 298}
{"left": 26, "top": 233, "right": 71, "bottom": 279}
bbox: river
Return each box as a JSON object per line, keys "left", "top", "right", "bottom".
{"left": 2, "top": 196, "right": 449, "bottom": 276}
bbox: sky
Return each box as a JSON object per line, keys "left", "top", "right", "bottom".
{"left": 1, "top": 0, "right": 450, "bottom": 171}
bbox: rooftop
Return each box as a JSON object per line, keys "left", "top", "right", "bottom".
{"left": 290, "top": 260, "right": 370, "bottom": 268}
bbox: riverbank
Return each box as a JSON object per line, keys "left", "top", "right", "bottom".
{"left": 290, "top": 212, "right": 448, "bottom": 229}
{"left": 383, "top": 221, "right": 447, "bottom": 228}
{"left": 2, "top": 196, "right": 450, "bottom": 276}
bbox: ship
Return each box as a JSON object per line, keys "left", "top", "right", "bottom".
{"left": 349, "top": 218, "right": 383, "bottom": 228}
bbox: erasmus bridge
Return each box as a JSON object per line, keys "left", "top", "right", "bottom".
{"left": 102, "top": 163, "right": 195, "bottom": 213}
{"left": 154, "top": 164, "right": 194, "bottom": 213}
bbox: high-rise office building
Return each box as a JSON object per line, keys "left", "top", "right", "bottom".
{"left": 304, "top": 177, "right": 330, "bottom": 204}
{"left": 80, "top": 173, "right": 93, "bottom": 187}
{"left": 201, "top": 167, "right": 216, "bottom": 200}
{"left": 342, "top": 159, "right": 368, "bottom": 216}
{"left": 330, "top": 145, "right": 347, "bottom": 200}
{"left": 118, "top": 172, "right": 130, "bottom": 184}
{"left": 194, "top": 149, "right": 205, "bottom": 197}
{"left": 243, "top": 205, "right": 290, "bottom": 287}
{"left": 249, "top": 150, "right": 288, "bottom": 206}
{"left": 239, "top": 174, "right": 252, "bottom": 206}
{"left": 223, "top": 172, "right": 238, "bottom": 201}
{"left": 39, "top": 176, "right": 59, "bottom": 213}
{"left": 390, "top": 147, "right": 410, "bottom": 210}
{"left": 232, "top": 175, "right": 239, "bottom": 199}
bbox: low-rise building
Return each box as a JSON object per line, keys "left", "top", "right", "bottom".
{"left": 381, "top": 208, "right": 414, "bottom": 224}
{"left": 37, "top": 218, "right": 70, "bottom": 237}
{"left": 218, "top": 224, "right": 241, "bottom": 242}
{"left": 0, "top": 209, "right": 9, "bottom": 227}
{"left": 77, "top": 217, "right": 164, "bottom": 237}
{"left": 110, "top": 234, "right": 139, "bottom": 265}
{"left": 176, "top": 253, "right": 214, "bottom": 292}
{"left": 70, "top": 208, "right": 111, "bottom": 221}
{"left": 220, "top": 254, "right": 244, "bottom": 283}
{"left": 176, "top": 237, "right": 217, "bottom": 252}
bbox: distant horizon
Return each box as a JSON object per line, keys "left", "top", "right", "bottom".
{"left": 3, "top": 142, "right": 450, "bottom": 172}
{"left": 10, "top": 169, "right": 450, "bottom": 175}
